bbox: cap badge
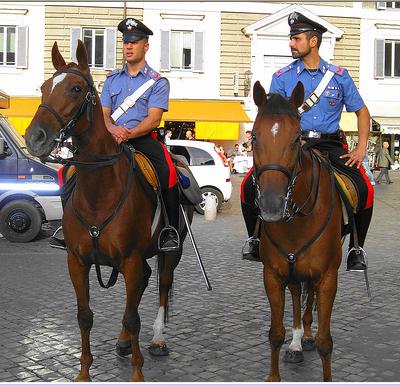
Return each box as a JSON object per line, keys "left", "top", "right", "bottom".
{"left": 126, "top": 19, "right": 138, "bottom": 30}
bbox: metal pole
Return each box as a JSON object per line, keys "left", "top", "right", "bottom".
{"left": 180, "top": 204, "right": 212, "bottom": 291}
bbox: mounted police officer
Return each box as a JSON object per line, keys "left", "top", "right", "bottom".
{"left": 100, "top": 17, "right": 179, "bottom": 252}
{"left": 241, "top": 11, "right": 374, "bottom": 272}
{"left": 50, "top": 18, "right": 180, "bottom": 252}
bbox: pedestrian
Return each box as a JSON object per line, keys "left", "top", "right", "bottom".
{"left": 240, "top": 11, "right": 374, "bottom": 273}
{"left": 185, "top": 129, "right": 195, "bottom": 140}
{"left": 242, "top": 130, "right": 253, "bottom": 154}
{"left": 51, "top": 17, "right": 180, "bottom": 252}
{"left": 375, "top": 141, "right": 394, "bottom": 184}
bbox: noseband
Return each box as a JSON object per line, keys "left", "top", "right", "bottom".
{"left": 39, "top": 68, "right": 97, "bottom": 145}
{"left": 254, "top": 134, "right": 302, "bottom": 222}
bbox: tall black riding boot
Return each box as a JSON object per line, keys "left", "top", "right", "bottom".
{"left": 347, "top": 206, "right": 373, "bottom": 271}
{"left": 159, "top": 185, "right": 180, "bottom": 252}
{"left": 241, "top": 201, "right": 261, "bottom": 262}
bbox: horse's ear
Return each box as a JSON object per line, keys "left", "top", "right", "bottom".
{"left": 52, "top": 41, "right": 66, "bottom": 70}
{"left": 253, "top": 81, "right": 266, "bottom": 108}
{"left": 76, "top": 39, "right": 89, "bottom": 72}
{"left": 290, "top": 81, "right": 304, "bottom": 110}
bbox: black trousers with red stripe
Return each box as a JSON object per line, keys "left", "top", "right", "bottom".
{"left": 129, "top": 134, "right": 179, "bottom": 230}
{"left": 241, "top": 138, "right": 374, "bottom": 250}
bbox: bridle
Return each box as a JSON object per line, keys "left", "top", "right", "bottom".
{"left": 253, "top": 133, "right": 304, "bottom": 222}
{"left": 39, "top": 68, "right": 97, "bottom": 146}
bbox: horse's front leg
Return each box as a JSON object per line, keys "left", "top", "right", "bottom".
{"left": 302, "top": 283, "right": 316, "bottom": 351}
{"left": 67, "top": 253, "right": 93, "bottom": 382}
{"left": 284, "top": 283, "right": 304, "bottom": 363}
{"left": 121, "top": 256, "right": 145, "bottom": 382}
{"left": 116, "top": 261, "right": 151, "bottom": 358}
{"left": 149, "top": 251, "right": 181, "bottom": 356}
{"left": 264, "top": 266, "right": 286, "bottom": 382}
{"left": 315, "top": 269, "right": 338, "bottom": 382}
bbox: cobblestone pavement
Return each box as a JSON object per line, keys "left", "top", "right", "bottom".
{"left": 0, "top": 171, "right": 399, "bottom": 382}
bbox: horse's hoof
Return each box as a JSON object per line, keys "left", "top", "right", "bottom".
{"left": 301, "top": 337, "right": 316, "bottom": 351}
{"left": 74, "top": 374, "right": 91, "bottom": 382}
{"left": 116, "top": 339, "right": 132, "bottom": 357}
{"left": 283, "top": 350, "right": 304, "bottom": 363}
{"left": 148, "top": 342, "right": 169, "bottom": 356}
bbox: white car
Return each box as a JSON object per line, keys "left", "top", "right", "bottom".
{"left": 167, "top": 139, "right": 232, "bottom": 214}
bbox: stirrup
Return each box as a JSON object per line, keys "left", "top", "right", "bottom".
{"left": 158, "top": 225, "right": 180, "bottom": 252}
{"left": 52, "top": 225, "right": 63, "bottom": 238}
{"left": 241, "top": 237, "right": 260, "bottom": 261}
{"left": 346, "top": 246, "right": 368, "bottom": 272}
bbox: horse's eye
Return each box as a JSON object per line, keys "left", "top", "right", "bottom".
{"left": 71, "top": 85, "right": 82, "bottom": 93}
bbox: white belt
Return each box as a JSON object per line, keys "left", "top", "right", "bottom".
{"left": 111, "top": 78, "right": 155, "bottom": 122}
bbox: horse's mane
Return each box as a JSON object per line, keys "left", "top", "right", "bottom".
{"left": 258, "top": 93, "right": 300, "bottom": 120}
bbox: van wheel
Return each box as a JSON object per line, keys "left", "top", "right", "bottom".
{"left": 0, "top": 200, "right": 42, "bottom": 242}
{"left": 195, "top": 187, "right": 223, "bottom": 215}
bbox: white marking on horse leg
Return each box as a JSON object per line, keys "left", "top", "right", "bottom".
{"left": 152, "top": 306, "right": 165, "bottom": 344}
{"left": 271, "top": 122, "right": 279, "bottom": 142}
{"left": 51, "top": 73, "right": 67, "bottom": 94}
{"left": 288, "top": 326, "right": 304, "bottom": 352}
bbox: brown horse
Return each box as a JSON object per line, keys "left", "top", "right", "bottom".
{"left": 251, "top": 81, "right": 342, "bottom": 382}
{"left": 24, "top": 41, "right": 192, "bottom": 382}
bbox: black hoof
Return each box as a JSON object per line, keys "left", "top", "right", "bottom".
{"left": 116, "top": 340, "right": 132, "bottom": 357}
{"left": 283, "top": 350, "right": 304, "bottom": 363}
{"left": 148, "top": 342, "right": 169, "bottom": 356}
{"left": 301, "top": 337, "right": 316, "bottom": 351}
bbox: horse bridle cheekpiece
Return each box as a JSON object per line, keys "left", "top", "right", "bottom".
{"left": 39, "top": 68, "right": 96, "bottom": 147}
{"left": 252, "top": 133, "right": 302, "bottom": 222}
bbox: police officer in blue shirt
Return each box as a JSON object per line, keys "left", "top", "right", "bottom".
{"left": 241, "top": 11, "right": 374, "bottom": 272}
{"left": 101, "top": 17, "right": 180, "bottom": 252}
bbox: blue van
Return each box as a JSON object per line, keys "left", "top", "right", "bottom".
{"left": 0, "top": 91, "right": 63, "bottom": 242}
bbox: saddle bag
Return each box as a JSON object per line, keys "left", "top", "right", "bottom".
{"left": 170, "top": 153, "right": 203, "bottom": 205}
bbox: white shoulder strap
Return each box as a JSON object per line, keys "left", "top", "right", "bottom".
{"left": 298, "top": 69, "right": 335, "bottom": 115}
{"left": 111, "top": 78, "right": 156, "bottom": 122}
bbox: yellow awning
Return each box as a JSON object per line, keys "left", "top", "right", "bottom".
{"left": 339, "top": 112, "right": 359, "bottom": 132}
{"left": 163, "top": 100, "right": 251, "bottom": 123}
{"left": 0, "top": 89, "right": 10, "bottom": 109}
{"left": 1, "top": 97, "right": 40, "bottom": 134}
{"left": 195, "top": 121, "right": 239, "bottom": 140}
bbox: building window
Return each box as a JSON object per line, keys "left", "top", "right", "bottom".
{"left": 0, "top": 26, "right": 16, "bottom": 66}
{"left": 386, "top": 2, "right": 400, "bottom": 8}
{"left": 384, "top": 40, "right": 400, "bottom": 77}
{"left": 82, "top": 28, "right": 105, "bottom": 68}
{"left": 170, "top": 31, "right": 193, "bottom": 70}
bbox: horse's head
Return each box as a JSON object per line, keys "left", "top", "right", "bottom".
{"left": 252, "top": 81, "right": 304, "bottom": 222}
{"left": 25, "top": 40, "right": 96, "bottom": 158}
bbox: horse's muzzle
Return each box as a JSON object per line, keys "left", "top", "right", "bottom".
{"left": 258, "top": 190, "right": 286, "bottom": 222}
{"left": 25, "top": 123, "right": 57, "bottom": 158}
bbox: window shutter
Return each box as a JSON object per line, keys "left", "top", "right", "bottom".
{"left": 105, "top": 28, "right": 116, "bottom": 70}
{"left": 16, "top": 26, "right": 28, "bottom": 68}
{"left": 374, "top": 38, "right": 385, "bottom": 79}
{"left": 376, "top": 2, "right": 387, "bottom": 9}
{"left": 193, "top": 31, "right": 204, "bottom": 73}
{"left": 70, "top": 27, "right": 81, "bottom": 62}
{"left": 160, "top": 30, "right": 170, "bottom": 71}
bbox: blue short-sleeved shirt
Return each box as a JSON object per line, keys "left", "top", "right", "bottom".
{"left": 269, "top": 58, "right": 365, "bottom": 134}
{"left": 100, "top": 62, "right": 169, "bottom": 129}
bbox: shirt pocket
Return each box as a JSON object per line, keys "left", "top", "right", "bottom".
{"left": 322, "top": 89, "right": 341, "bottom": 110}
{"left": 110, "top": 86, "right": 123, "bottom": 106}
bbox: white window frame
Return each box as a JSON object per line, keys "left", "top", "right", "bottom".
{"left": 385, "top": 1, "right": 400, "bottom": 8}
{"left": 384, "top": 39, "right": 400, "bottom": 78}
{"left": 170, "top": 30, "right": 194, "bottom": 71}
{"left": 82, "top": 27, "right": 106, "bottom": 69}
{"left": 71, "top": 26, "right": 116, "bottom": 70}
{"left": 0, "top": 25, "right": 16, "bottom": 67}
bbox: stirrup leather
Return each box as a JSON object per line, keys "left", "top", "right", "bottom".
{"left": 158, "top": 225, "right": 180, "bottom": 252}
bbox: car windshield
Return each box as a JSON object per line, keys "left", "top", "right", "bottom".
{"left": 0, "top": 116, "right": 30, "bottom": 156}
{"left": 169, "top": 145, "right": 215, "bottom": 166}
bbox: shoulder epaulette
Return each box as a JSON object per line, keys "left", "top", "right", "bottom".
{"left": 149, "top": 69, "right": 161, "bottom": 80}
{"left": 328, "top": 64, "right": 344, "bottom": 76}
{"left": 106, "top": 69, "right": 121, "bottom": 78}
{"left": 275, "top": 65, "right": 292, "bottom": 77}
